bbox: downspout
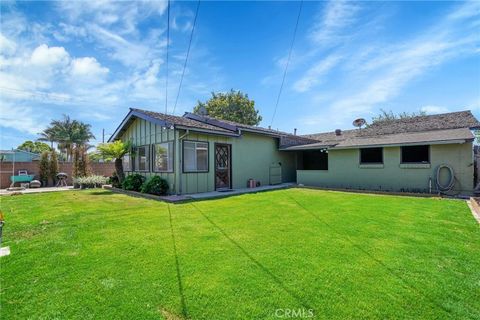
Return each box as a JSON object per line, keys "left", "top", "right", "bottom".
{"left": 177, "top": 129, "right": 189, "bottom": 195}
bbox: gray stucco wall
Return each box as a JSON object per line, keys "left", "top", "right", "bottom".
{"left": 297, "top": 142, "right": 474, "bottom": 195}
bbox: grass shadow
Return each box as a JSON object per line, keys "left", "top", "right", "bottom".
{"left": 286, "top": 194, "right": 459, "bottom": 317}
{"left": 190, "top": 202, "right": 313, "bottom": 311}
{"left": 167, "top": 204, "right": 188, "bottom": 318}
{"left": 89, "top": 191, "right": 115, "bottom": 196}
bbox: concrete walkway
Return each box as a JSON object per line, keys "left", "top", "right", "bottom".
{"left": 0, "top": 186, "right": 74, "bottom": 196}
{"left": 187, "top": 183, "right": 295, "bottom": 201}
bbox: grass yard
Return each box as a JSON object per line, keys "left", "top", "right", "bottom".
{"left": 1, "top": 188, "right": 479, "bottom": 319}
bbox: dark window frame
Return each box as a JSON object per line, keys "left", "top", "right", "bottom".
{"left": 401, "top": 145, "right": 430, "bottom": 164}
{"left": 152, "top": 141, "right": 175, "bottom": 173}
{"left": 134, "top": 145, "right": 150, "bottom": 172}
{"left": 182, "top": 140, "right": 209, "bottom": 173}
{"left": 123, "top": 153, "right": 133, "bottom": 172}
{"left": 301, "top": 149, "right": 329, "bottom": 171}
{"left": 359, "top": 147, "right": 384, "bottom": 164}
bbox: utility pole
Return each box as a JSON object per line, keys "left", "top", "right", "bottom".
{"left": 102, "top": 129, "right": 105, "bottom": 143}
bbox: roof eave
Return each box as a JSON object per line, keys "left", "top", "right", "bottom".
{"left": 332, "top": 138, "right": 471, "bottom": 150}
{"left": 175, "top": 125, "right": 240, "bottom": 137}
{"left": 108, "top": 109, "right": 172, "bottom": 142}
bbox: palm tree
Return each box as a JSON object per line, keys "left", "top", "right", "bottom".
{"left": 38, "top": 127, "right": 57, "bottom": 149}
{"left": 97, "top": 140, "right": 132, "bottom": 183}
{"left": 38, "top": 115, "right": 95, "bottom": 162}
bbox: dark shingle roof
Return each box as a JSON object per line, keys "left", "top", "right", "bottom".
{"left": 125, "top": 109, "right": 316, "bottom": 146}
{"left": 287, "top": 110, "right": 479, "bottom": 150}
{"left": 131, "top": 108, "right": 234, "bottom": 133}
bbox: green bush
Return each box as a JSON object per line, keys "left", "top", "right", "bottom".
{"left": 141, "top": 176, "right": 169, "bottom": 196}
{"left": 122, "top": 174, "right": 145, "bottom": 192}
{"left": 108, "top": 172, "right": 121, "bottom": 188}
{"left": 73, "top": 175, "right": 108, "bottom": 189}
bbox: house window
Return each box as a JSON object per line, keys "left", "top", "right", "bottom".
{"left": 183, "top": 141, "right": 208, "bottom": 172}
{"left": 123, "top": 153, "right": 132, "bottom": 171}
{"left": 135, "top": 146, "right": 149, "bottom": 171}
{"left": 401, "top": 145, "right": 430, "bottom": 163}
{"left": 154, "top": 142, "right": 174, "bottom": 172}
{"left": 301, "top": 150, "right": 328, "bottom": 170}
{"left": 360, "top": 147, "right": 383, "bottom": 164}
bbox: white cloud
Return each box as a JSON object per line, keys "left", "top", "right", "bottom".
{"left": 293, "top": 54, "right": 342, "bottom": 92}
{"left": 297, "top": 1, "right": 480, "bottom": 128}
{"left": 0, "top": 33, "right": 16, "bottom": 55}
{"left": 309, "top": 0, "right": 360, "bottom": 45}
{"left": 71, "top": 57, "right": 109, "bottom": 77}
{"left": 421, "top": 105, "right": 449, "bottom": 114}
{"left": 0, "top": 102, "right": 45, "bottom": 135}
{"left": 30, "top": 44, "right": 70, "bottom": 67}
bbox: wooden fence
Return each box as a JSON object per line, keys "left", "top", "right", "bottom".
{"left": 0, "top": 161, "right": 116, "bottom": 189}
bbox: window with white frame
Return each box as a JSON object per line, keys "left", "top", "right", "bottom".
{"left": 122, "top": 153, "right": 132, "bottom": 171}
{"left": 183, "top": 141, "right": 208, "bottom": 172}
{"left": 154, "top": 142, "right": 174, "bottom": 172}
{"left": 135, "top": 146, "right": 149, "bottom": 171}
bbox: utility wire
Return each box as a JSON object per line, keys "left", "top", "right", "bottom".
{"left": 172, "top": 0, "right": 201, "bottom": 116}
{"left": 270, "top": 0, "right": 303, "bottom": 126}
{"left": 165, "top": 0, "right": 171, "bottom": 114}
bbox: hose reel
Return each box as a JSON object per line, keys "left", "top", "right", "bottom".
{"left": 435, "top": 164, "right": 455, "bottom": 193}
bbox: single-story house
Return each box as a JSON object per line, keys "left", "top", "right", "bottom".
{"left": 0, "top": 149, "right": 40, "bottom": 162}
{"left": 110, "top": 108, "right": 479, "bottom": 195}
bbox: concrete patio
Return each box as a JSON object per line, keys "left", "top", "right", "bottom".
{"left": 104, "top": 183, "right": 295, "bottom": 203}
{"left": 186, "top": 183, "right": 295, "bottom": 201}
{"left": 0, "top": 186, "right": 74, "bottom": 196}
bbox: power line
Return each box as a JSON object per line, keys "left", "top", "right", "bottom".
{"left": 165, "top": 0, "right": 171, "bottom": 114}
{"left": 270, "top": 0, "right": 303, "bottom": 127}
{"left": 172, "top": 0, "right": 201, "bottom": 116}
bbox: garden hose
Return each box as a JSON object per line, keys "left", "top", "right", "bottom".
{"left": 435, "top": 164, "right": 455, "bottom": 193}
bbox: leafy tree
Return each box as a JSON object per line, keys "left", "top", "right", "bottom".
{"left": 39, "top": 151, "right": 50, "bottom": 186}
{"left": 38, "top": 115, "right": 95, "bottom": 161}
{"left": 73, "top": 147, "right": 90, "bottom": 178}
{"left": 97, "top": 140, "right": 132, "bottom": 183}
{"left": 17, "top": 141, "right": 51, "bottom": 153}
{"left": 49, "top": 150, "right": 58, "bottom": 185}
{"left": 369, "top": 109, "right": 427, "bottom": 126}
{"left": 193, "top": 90, "right": 262, "bottom": 125}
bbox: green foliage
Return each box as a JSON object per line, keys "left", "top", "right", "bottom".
{"left": 370, "top": 109, "right": 427, "bottom": 126}
{"left": 97, "top": 140, "right": 132, "bottom": 183}
{"left": 141, "top": 176, "right": 169, "bottom": 195}
{"left": 88, "top": 151, "right": 112, "bottom": 163}
{"left": 49, "top": 151, "right": 58, "bottom": 184}
{"left": 73, "top": 147, "right": 90, "bottom": 178}
{"left": 97, "top": 140, "right": 132, "bottom": 161}
{"left": 122, "top": 174, "right": 145, "bottom": 191}
{"left": 38, "top": 114, "right": 95, "bottom": 161}
{"left": 73, "top": 175, "right": 108, "bottom": 188}
{"left": 193, "top": 89, "right": 262, "bottom": 125}
{"left": 107, "top": 172, "right": 121, "bottom": 188}
{"left": 38, "top": 152, "right": 50, "bottom": 186}
{"left": 17, "top": 141, "right": 51, "bottom": 153}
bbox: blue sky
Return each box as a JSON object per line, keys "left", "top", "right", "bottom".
{"left": 0, "top": 0, "right": 479, "bottom": 149}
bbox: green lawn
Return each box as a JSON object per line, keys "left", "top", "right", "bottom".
{"left": 1, "top": 189, "right": 479, "bottom": 319}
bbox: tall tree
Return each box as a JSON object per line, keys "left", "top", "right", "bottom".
{"left": 370, "top": 109, "right": 427, "bottom": 126}
{"left": 38, "top": 115, "right": 95, "bottom": 162}
{"left": 193, "top": 90, "right": 262, "bottom": 125}
{"left": 39, "top": 151, "right": 50, "bottom": 186}
{"left": 17, "top": 141, "right": 51, "bottom": 153}
{"left": 97, "top": 140, "right": 132, "bottom": 183}
{"left": 49, "top": 151, "right": 59, "bottom": 185}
